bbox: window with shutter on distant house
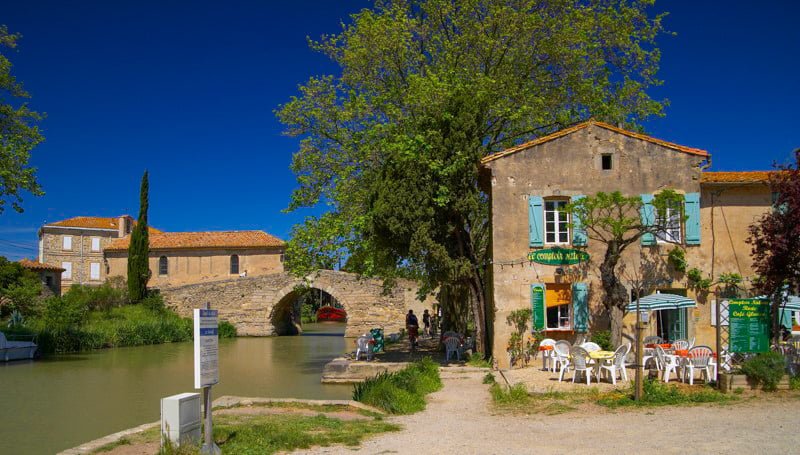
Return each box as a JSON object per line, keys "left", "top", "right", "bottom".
{"left": 62, "top": 262, "right": 72, "bottom": 280}
{"left": 230, "top": 255, "right": 239, "bottom": 274}
{"left": 63, "top": 236, "right": 72, "bottom": 251}
{"left": 91, "top": 237, "right": 101, "bottom": 252}
{"left": 90, "top": 262, "right": 100, "bottom": 280}
{"left": 159, "top": 256, "right": 168, "bottom": 276}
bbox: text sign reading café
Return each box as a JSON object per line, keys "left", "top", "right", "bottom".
{"left": 528, "top": 248, "right": 590, "bottom": 266}
{"left": 729, "top": 298, "right": 770, "bottom": 353}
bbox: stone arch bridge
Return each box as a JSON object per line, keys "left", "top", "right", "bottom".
{"left": 160, "top": 270, "right": 432, "bottom": 337}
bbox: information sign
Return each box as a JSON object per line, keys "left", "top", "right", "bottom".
{"left": 729, "top": 298, "right": 770, "bottom": 353}
{"left": 194, "top": 309, "right": 219, "bottom": 388}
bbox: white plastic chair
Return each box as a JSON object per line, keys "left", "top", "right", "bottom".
{"left": 687, "top": 336, "right": 696, "bottom": 350}
{"left": 445, "top": 336, "right": 462, "bottom": 361}
{"left": 567, "top": 346, "right": 594, "bottom": 385}
{"left": 672, "top": 340, "right": 689, "bottom": 351}
{"left": 655, "top": 345, "right": 681, "bottom": 383}
{"left": 539, "top": 338, "right": 557, "bottom": 372}
{"left": 581, "top": 342, "right": 601, "bottom": 352}
{"left": 683, "top": 346, "right": 713, "bottom": 385}
{"left": 600, "top": 343, "right": 630, "bottom": 385}
{"left": 554, "top": 341, "right": 572, "bottom": 381}
{"left": 355, "top": 336, "right": 373, "bottom": 361}
{"left": 644, "top": 336, "right": 663, "bottom": 345}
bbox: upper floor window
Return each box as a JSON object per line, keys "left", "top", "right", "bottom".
{"left": 601, "top": 154, "right": 613, "bottom": 170}
{"left": 63, "top": 236, "right": 73, "bottom": 251}
{"left": 158, "top": 256, "right": 168, "bottom": 276}
{"left": 544, "top": 200, "right": 570, "bottom": 244}
{"left": 230, "top": 255, "right": 239, "bottom": 275}
{"left": 61, "top": 262, "right": 72, "bottom": 280}
{"left": 656, "top": 207, "right": 682, "bottom": 243}
{"left": 91, "top": 237, "right": 101, "bottom": 252}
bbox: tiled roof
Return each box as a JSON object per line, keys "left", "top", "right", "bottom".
{"left": 18, "top": 258, "right": 65, "bottom": 272}
{"left": 45, "top": 216, "right": 163, "bottom": 234}
{"left": 105, "top": 231, "right": 285, "bottom": 251}
{"left": 701, "top": 171, "right": 776, "bottom": 184}
{"left": 480, "top": 120, "right": 709, "bottom": 164}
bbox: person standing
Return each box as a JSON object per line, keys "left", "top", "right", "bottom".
{"left": 422, "top": 309, "right": 431, "bottom": 337}
{"left": 406, "top": 310, "right": 419, "bottom": 349}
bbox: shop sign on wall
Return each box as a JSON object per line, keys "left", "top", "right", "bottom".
{"left": 729, "top": 298, "right": 770, "bottom": 353}
{"left": 528, "top": 248, "right": 590, "bottom": 266}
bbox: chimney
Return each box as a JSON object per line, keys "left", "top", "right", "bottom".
{"left": 118, "top": 215, "right": 129, "bottom": 238}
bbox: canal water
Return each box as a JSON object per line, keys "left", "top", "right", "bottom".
{"left": 1, "top": 323, "right": 351, "bottom": 454}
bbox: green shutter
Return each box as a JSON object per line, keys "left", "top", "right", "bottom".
{"left": 684, "top": 192, "right": 701, "bottom": 245}
{"left": 531, "top": 283, "right": 546, "bottom": 331}
{"left": 640, "top": 193, "right": 656, "bottom": 246}
{"left": 572, "top": 282, "right": 588, "bottom": 333}
{"left": 529, "top": 196, "right": 544, "bottom": 247}
{"left": 571, "top": 194, "right": 587, "bottom": 246}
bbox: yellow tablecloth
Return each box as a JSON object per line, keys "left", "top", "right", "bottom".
{"left": 589, "top": 350, "right": 615, "bottom": 360}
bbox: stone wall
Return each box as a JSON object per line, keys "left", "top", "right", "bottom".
{"left": 160, "top": 270, "right": 432, "bottom": 338}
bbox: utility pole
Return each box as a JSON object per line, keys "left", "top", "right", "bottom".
{"left": 634, "top": 287, "right": 645, "bottom": 400}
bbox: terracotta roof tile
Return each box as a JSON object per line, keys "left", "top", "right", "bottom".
{"left": 105, "top": 231, "right": 285, "bottom": 251}
{"left": 18, "top": 258, "right": 65, "bottom": 272}
{"left": 701, "top": 171, "right": 777, "bottom": 184}
{"left": 45, "top": 216, "right": 162, "bottom": 234}
{"left": 480, "top": 120, "right": 709, "bottom": 165}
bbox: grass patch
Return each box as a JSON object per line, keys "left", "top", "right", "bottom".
{"left": 352, "top": 358, "right": 442, "bottom": 414}
{"left": 489, "top": 382, "right": 531, "bottom": 407}
{"left": 482, "top": 372, "right": 496, "bottom": 384}
{"left": 466, "top": 352, "right": 493, "bottom": 368}
{"left": 597, "top": 379, "right": 734, "bottom": 408}
{"left": 91, "top": 437, "right": 131, "bottom": 453}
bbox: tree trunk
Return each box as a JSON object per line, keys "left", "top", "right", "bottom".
{"left": 467, "top": 272, "right": 487, "bottom": 355}
{"left": 599, "top": 241, "right": 628, "bottom": 346}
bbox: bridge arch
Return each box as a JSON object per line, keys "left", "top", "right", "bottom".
{"left": 270, "top": 280, "right": 352, "bottom": 336}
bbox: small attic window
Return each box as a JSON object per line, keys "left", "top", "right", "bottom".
{"left": 601, "top": 154, "right": 613, "bottom": 170}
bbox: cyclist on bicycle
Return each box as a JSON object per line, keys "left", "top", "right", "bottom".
{"left": 406, "top": 310, "right": 419, "bottom": 349}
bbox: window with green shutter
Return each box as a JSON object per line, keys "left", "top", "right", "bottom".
{"left": 571, "top": 194, "right": 587, "bottom": 246}
{"left": 684, "top": 192, "right": 701, "bottom": 245}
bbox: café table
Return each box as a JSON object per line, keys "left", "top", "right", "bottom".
{"left": 588, "top": 350, "right": 615, "bottom": 382}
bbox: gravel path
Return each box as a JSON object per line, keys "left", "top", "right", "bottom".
{"left": 297, "top": 368, "right": 800, "bottom": 455}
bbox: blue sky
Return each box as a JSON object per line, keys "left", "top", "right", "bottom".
{"left": 0, "top": 1, "right": 797, "bottom": 260}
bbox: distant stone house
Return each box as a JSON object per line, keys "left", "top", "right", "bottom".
{"left": 18, "top": 258, "right": 64, "bottom": 296}
{"left": 103, "top": 230, "right": 286, "bottom": 288}
{"left": 38, "top": 215, "right": 162, "bottom": 293}
{"left": 479, "top": 120, "right": 775, "bottom": 367}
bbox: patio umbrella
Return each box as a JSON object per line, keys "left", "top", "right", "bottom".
{"left": 626, "top": 293, "right": 697, "bottom": 312}
{"left": 753, "top": 293, "right": 800, "bottom": 311}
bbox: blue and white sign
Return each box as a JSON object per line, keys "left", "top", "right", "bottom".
{"left": 193, "top": 309, "right": 219, "bottom": 388}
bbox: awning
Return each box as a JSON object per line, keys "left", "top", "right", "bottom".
{"left": 626, "top": 293, "right": 697, "bottom": 312}
{"left": 754, "top": 294, "right": 800, "bottom": 312}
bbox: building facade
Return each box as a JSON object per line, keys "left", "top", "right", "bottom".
{"left": 480, "top": 121, "right": 773, "bottom": 367}
{"left": 39, "top": 216, "right": 285, "bottom": 291}
{"left": 104, "top": 230, "right": 285, "bottom": 287}
{"left": 18, "top": 258, "right": 64, "bottom": 296}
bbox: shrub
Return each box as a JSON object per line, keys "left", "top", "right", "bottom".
{"left": 218, "top": 320, "right": 238, "bottom": 338}
{"left": 590, "top": 330, "right": 613, "bottom": 351}
{"left": 353, "top": 358, "right": 441, "bottom": 414}
{"left": 740, "top": 352, "right": 786, "bottom": 391}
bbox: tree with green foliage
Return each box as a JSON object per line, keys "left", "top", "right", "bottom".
{"left": 0, "top": 25, "right": 44, "bottom": 214}
{"left": 277, "top": 0, "right": 668, "bottom": 354}
{"left": 0, "top": 256, "right": 42, "bottom": 317}
{"left": 747, "top": 149, "right": 800, "bottom": 343}
{"left": 127, "top": 171, "right": 150, "bottom": 302}
{"left": 565, "top": 190, "right": 685, "bottom": 345}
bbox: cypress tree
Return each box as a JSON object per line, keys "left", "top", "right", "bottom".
{"left": 127, "top": 170, "right": 150, "bottom": 302}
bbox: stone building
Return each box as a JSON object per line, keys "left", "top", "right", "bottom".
{"left": 479, "top": 120, "right": 774, "bottom": 367}
{"left": 18, "top": 258, "right": 64, "bottom": 296}
{"left": 38, "top": 215, "right": 162, "bottom": 293}
{"left": 104, "top": 230, "right": 285, "bottom": 287}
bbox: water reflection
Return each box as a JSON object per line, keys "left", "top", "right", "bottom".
{"left": 0, "top": 323, "right": 350, "bottom": 454}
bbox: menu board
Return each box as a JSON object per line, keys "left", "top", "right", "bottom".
{"left": 531, "top": 284, "right": 545, "bottom": 331}
{"left": 729, "top": 299, "right": 770, "bottom": 353}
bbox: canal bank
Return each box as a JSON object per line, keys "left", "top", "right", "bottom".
{"left": 1, "top": 323, "right": 351, "bottom": 454}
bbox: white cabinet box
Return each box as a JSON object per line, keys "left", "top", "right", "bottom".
{"left": 161, "top": 392, "right": 202, "bottom": 447}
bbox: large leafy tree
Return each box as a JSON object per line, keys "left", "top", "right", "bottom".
{"left": 747, "top": 149, "right": 800, "bottom": 343}
{"left": 566, "top": 190, "right": 685, "bottom": 345}
{"left": 0, "top": 25, "right": 44, "bottom": 214}
{"left": 277, "top": 0, "right": 668, "bottom": 353}
{"left": 127, "top": 171, "right": 150, "bottom": 302}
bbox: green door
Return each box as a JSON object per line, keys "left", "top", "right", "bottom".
{"left": 666, "top": 309, "right": 687, "bottom": 342}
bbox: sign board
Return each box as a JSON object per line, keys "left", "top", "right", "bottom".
{"left": 729, "top": 298, "right": 770, "bottom": 353}
{"left": 528, "top": 248, "right": 590, "bottom": 266}
{"left": 531, "top": 284, "right": 545, "bottom": 331}
{"left": 194, "top": 309, "right": 219, "bottom": 388}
